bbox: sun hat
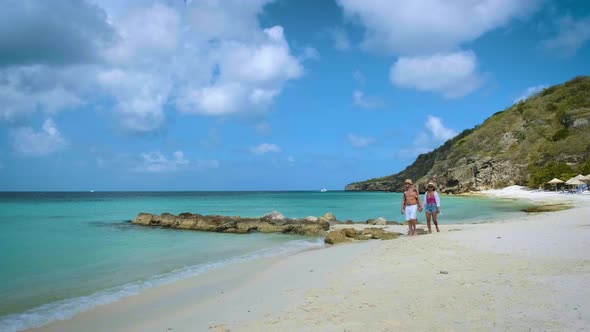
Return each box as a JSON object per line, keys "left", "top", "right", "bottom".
{"left": 405, "top": 179, "right": 413, "bottom": 185}
{"left": 427, "top": 181, "right": 436, "bottom": 188}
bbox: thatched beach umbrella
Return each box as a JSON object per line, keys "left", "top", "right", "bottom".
{"left": 565, "top": 178, "right": 584, "bottom": 188}
{"left": 574, "top": 174, "right": 590, "bottom": 182}
{"left": 547, "top": 178, "right": 564, "bottom": 191}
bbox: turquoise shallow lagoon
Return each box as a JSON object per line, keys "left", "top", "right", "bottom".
{"left": 0, "top": 191, "right": 529, "bottom": 331}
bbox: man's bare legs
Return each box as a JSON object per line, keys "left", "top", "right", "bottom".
{"left": 410, "top": 219, "right": 418, "bottom": 236}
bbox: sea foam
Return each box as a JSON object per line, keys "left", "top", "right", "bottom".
{"left": 0, "top": 238, "right": 324, "bottom": 332}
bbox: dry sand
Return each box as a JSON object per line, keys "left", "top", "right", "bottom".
{"left": 32, "top": 187, "right": 590, "bottom": 331}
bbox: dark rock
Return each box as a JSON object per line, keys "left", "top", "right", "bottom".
{"left": 324, "top": 230, "right": 351, "bottom": 244}
{"left": 340, "top": 228, "right": 359, "bottom": 238}
{"left": 322, "top": 212, "right": 337, "bottom": 222}
{"left": 361, "top": 227, "right": 402, "bottom": 240}
{"left": 132, "top": 211, "right": 329, "bottom": 237}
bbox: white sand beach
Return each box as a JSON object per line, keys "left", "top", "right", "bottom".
{"left": 32, "top": 187, "right": 590, "bottom": 331}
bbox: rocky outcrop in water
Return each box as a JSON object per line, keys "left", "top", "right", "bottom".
{"left": 132, "top": 211, "right": 331, "bottom": 236}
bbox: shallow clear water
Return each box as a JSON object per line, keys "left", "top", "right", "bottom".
{"left": 0, "top": 191, "right": 528, "bottom": 331}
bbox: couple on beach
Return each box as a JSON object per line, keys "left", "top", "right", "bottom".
{"left": 401, "top": 179, "right": 440, "bottom": 236}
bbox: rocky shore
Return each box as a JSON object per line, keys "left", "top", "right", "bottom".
{"left": 131, "top": 211, "right": 404, "bottom": 243}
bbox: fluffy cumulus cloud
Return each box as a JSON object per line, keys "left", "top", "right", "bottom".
{"left": 514, "top": 84, "right": 547, "bottom": 103}
{"left": 176, "top": 25, "right": 303, "bottom": 116}
{"left": 0, "top": 0, "right": 114, "bottom": 66}
{"left": 425, "top": 116, "right": 457, "bottom": 141}
{"left": 399, "top": 116, "right": 456, "bottom": 159}
{"left": 543, "top": 15, "right": 590, "bottom": 56}
{"left": 11, "top": 118, "right": 68, "bottom": 157}
{"left": 337, "top": 0, "right": 539, "bottom": 98}
{"left": 0, "top": 0, "right": 306, "bottom": 133}
{"left": 390, "top": 51, "right": 481, "bottom": 98}
{"left": 336, "top": 0, "right": 539, "bottom": 55}
{"left": 0, "top": 65, "right": 90, "bottom": 122}
{"left": 250, "top": 143, "right": 282, "bottom": 155}
{"left": 347, "top": 134, "right": 375, "bottom": 148}
{"left": 134, "top": 150, "right": 189, "bottom": 173}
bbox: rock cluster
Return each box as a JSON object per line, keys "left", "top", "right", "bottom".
{"left": 132, "top": 211, "right": 332, "bottom": 236}
{"left": 324, "top": 227, "right": 402, "bottom": 244}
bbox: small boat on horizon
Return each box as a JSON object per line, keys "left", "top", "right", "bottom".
{"left": 320, "top": 188, "right": 327, "bottom": 192}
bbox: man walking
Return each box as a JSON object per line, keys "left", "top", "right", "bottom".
{"left": 401, "top": 179, "right": 422, "bottom": 236}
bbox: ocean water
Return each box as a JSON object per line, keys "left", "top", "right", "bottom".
{"left": 0, "top": 191, "right": 529, "bottom": 331}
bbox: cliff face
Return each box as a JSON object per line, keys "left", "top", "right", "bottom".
{"left": 346, "top": 76, "right": 590, "bottom": 193}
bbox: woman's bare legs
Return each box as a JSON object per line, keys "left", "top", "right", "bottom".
{"left": 433, "top": 211, "right": 440, "bottom": 232}
{"left": 425, "top": 212, "right": 432, "bottom": 233}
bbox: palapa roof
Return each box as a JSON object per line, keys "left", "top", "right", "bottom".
{"left": 547, "top": 178, "right": 564, "bottom": 184}
{"left": 565, "top": 178, "right": 584, "bottom": 185}
{"left": 573, "top": 174, "right": 590, "bottom": 181}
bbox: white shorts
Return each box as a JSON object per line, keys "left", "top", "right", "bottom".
{"left": 405, "top": 204, "right": 417, "bottom": 221}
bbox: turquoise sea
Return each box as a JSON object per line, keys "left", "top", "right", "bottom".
{"left": 0, "top": 191, "right": 529, "bottom": 331}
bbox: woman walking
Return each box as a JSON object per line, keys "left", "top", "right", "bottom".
{"left": 424, "top": 181, "right": 440, "bottom": 233}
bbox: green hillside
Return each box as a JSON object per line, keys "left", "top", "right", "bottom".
{"left": 345, "top": 76, "right": 590, "bottom": 193}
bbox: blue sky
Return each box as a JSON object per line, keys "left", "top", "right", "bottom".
{"left": 1, "top": 0, "right": 589, "bottom": 191}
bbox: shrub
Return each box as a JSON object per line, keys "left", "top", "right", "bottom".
{"left": 541, "top": 86, "right": 557, "bottom": 96}
{"left": 577, "top": 159, "right": 590, "bottom": 175}
{"left": 514, "top": 130, "right": 526, "bottom": 142}
{"left": 528, "top": 161, "right": 576, "bottom": 187}
{"left": 515, "top": 102, "right": 526, "bottom": 114}
{"left": 551, "top": 128, "right": 569, "bottom": 141}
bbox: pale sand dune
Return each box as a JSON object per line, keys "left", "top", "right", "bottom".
{"left": 32, "top": 189, "right": 590, "bottom": 331}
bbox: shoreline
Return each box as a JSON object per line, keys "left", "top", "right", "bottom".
{"left": 18, "top": 187, "right": 590, "bottom": 331}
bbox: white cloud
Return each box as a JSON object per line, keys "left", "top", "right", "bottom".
{"left": 543, "top": 15, "right": 590, "bottom": 56}
{"left": 0, "top": 0, "right": 114, "bottom": 66}
{"left": 390, "top": 51, "right": 481, "bottom": 98}
{"left": 425, "top": 116, "right": 457, "bottom": 141}
{"left": 331, "top": 27, "right": 351, "bottom": 51}
{"left": 175, "top": 25, "right": 303, "bottom": 116}
{"left": 514, "top": 84, "right": 547, "bottom": 103}
{"left": 11, "top": 118, "right": 68, "bottom": 157}
{"left": 0, "top": 1, "right": 305, "bottom": 133}
{"left": 250, "top": 143, "right": 282, "bottom": 154}
{"left": 0, "top": 65, "right": 88, "bottom": 122}
{"left": 352, "top": 90, "right": 383, "bottom": 109}
{"left": 336, "top": 0, "right": 539, "bottom": 55}
{"left": 348, "top": 134, "right": 375, "bottom": 148}
{"left": 134, "top": 150, "right": 189, "bottom": 173}
{"left": 398, "top": 116, "right": 456, "bottom": 159}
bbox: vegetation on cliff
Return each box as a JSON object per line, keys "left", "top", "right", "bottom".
{"left": 346, "top": 76, "right": 590, "bottom": 193}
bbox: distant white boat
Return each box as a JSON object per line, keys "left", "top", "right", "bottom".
{"left": 90, "top": 190, "right": 95, "bottom": 193}
{"left": 320, "top": 188, "right": 327, "bottom": 192}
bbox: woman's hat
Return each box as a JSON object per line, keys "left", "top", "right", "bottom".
{"left": 405, "top": 179, "right": 413, "bottom": 184}
{"left": 427, "top": 181, "right": 436, "bottom": 188}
